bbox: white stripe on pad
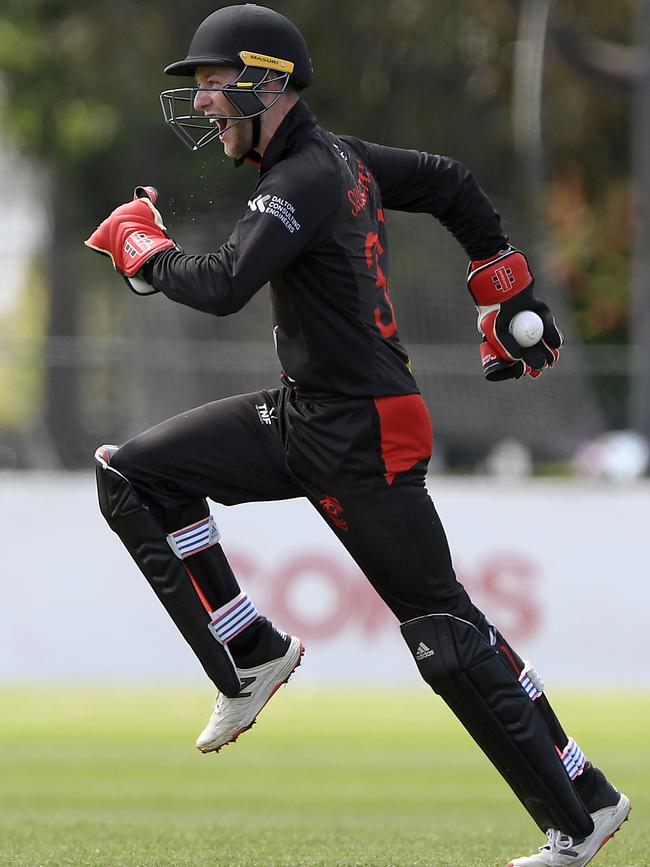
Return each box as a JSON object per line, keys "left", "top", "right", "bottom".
{"left": 518, "top": 661, "right": 544, "bottom": 701}
{"left": 166, "top": 515, "right": 220, "bottom": 559}
{"left": 561, "top": 737, "right": 586, "bottom": 780}
{"left": 208, "top": 592, "right": 259, "bottom": 644}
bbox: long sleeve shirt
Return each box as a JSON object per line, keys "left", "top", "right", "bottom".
{"left": 147, "top": 99, "right": 508, "bottom": 396}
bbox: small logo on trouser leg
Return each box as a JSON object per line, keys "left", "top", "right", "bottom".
{"left": 319, "top": 495, "right": 349, "bottom": 531}
{"left": 255, "top": 402, "right": 277, "bottom": 425}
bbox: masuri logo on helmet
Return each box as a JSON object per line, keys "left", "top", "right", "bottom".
{"left": 239, "top": 51, "right": 295, "bottom": 74}
{"left": 160, "top": 4, "right": 312, "bottom": 154}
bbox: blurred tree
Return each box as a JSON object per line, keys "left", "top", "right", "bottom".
{"left": 630, "top": 0, "right": 650, "bottom": 439}
{"left": 533, "top": 0, "right": 650, "bottom": 436}
{"left": 0, "top": 0, "right": 226, "bottom": 464}
{"left": 541, "top": 0, "right": 638, "bottom": 348}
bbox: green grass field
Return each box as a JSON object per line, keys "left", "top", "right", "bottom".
{"left": 0, "top": 687, "right": 647, "bottom": 867}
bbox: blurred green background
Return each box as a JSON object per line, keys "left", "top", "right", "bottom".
{"left": 1, "top": 0, "right": 649, "bottom": 470}
{"left": 0, "top": 687, "right": 647, "bottom": 866}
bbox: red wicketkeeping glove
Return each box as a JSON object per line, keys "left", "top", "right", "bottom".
{"left": 84, "top": 186, "right": 175, "bottom": 295}
{"left": 467, "top": 246, "right": 563, "bottom": 381}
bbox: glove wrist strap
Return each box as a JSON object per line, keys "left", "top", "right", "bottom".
{"left": 468, "top": 248, "right": 532, "bottom": 306}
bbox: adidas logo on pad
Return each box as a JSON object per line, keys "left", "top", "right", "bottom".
{"left": 416, "top": 641, "right": 435, "bottom": 661}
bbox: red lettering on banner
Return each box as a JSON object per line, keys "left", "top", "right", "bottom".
{"left": 456, "top": 555, "right": 540, "bottom": 643}
{"left": 227, "top": 550, "right": 258, "bottom": 586}
{"left": 224, "top": 548, "right": 541, "bottom": 644}
{"left": 272, "top": 555, "right": 353, "bottom": 640}
{"left": 353, "top": 576, "right": 396, "bottom": 635}
{"left": 481, "top": 553, "right": 540, "bottom": 642}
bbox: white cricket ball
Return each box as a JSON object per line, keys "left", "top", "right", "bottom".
{"left": 509, "top": 310, "right": 544, "bottom": 347}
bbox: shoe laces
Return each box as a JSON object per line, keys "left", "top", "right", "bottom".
{"left": 541, "top": 828, "right": 578, "bottom": 858}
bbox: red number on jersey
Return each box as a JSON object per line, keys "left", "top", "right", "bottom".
{"left": 365, "top": 209, "right": 397, "bottom": 338}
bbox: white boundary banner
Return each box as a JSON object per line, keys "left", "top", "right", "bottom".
{"left": 1, "top": 473, "right": 647, "bottom": 686}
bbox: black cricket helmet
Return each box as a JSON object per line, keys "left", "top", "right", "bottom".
{"left": 160, "top": 4, "right": 312, "bottom": 151}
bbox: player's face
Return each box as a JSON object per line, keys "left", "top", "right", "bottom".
{"left": 194, "top": 66, "right": 253, "bottom": 159}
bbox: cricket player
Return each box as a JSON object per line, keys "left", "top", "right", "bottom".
{"left": 85, "top": 5, "right": 629, "bottom": 865}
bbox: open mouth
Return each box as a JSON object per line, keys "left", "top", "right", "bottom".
{"left": 208, "top": 117, "right": 228, "bottom": 136}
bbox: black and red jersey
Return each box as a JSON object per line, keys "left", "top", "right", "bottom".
{"left": 147, "top": 99, "right": 508, "bottom": 396}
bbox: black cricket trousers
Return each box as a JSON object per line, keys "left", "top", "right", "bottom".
{"left": 110, "top": 386, "right": 480, "bottom": 626}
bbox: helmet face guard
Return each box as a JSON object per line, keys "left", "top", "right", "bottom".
{"left": 160, "top": 51, "right": 293, "bottom": 151}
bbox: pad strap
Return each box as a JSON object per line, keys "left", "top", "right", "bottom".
{"left": 467, "top": 247, "right": 532, "bottom": 305}
{"left": 208, "top": 592, "right": 259, "bottom": 644}
{"left": 519, "top": 661, "right": 544, "bottom": 701}
{"left": 560, "top": 737, "right": 586, "bottom": 780}
{"left": 167, "top": 516, "right": 220, "bottom": 559}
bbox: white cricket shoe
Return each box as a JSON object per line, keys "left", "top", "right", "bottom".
{"left": 196, "top": 635, "right": 304, "bottom": 754}
{"left": 507, "top": 792, "right": 631, "bottom": 866}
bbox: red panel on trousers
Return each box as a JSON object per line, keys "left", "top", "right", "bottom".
{"left": 373, "top": 394, "right": 433, "bottom": 484}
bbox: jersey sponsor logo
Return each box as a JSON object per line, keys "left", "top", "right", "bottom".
{"left": 347, "top": 161, "right": 372, "bottom": 217}
{"left": 319, "top": 495, "right": 348, "bottom": 532}
{"left": 249, "top": 194, "right": 301, "bottom": 234}
{"left": 255, "top": 402, "right": 277, "bottom": 425}
{"left": 248, "top": 194, "right": 271, "bottom": 212}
